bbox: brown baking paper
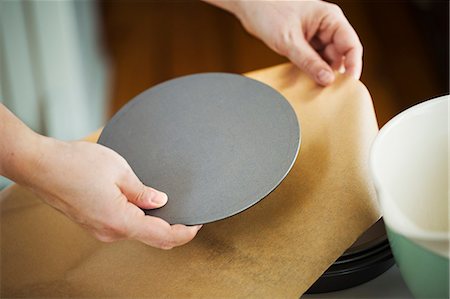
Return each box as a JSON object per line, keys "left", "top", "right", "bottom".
{"left": 0, "top": 64, "right": 381, "bottom": 298}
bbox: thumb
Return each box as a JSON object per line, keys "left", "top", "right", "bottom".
{"left": 288, "top": 38, "right": 335, "bottom": 86}
{"left": 118, "top": 169, "right": 168, "bottom": 209}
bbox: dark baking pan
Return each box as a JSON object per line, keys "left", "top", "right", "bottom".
{"left": 306, "top": 247, "right": 394, "bottom": 294}
{"left": 305, "top": 218, "right": 395, "bottom": 294}
{"left": 333, "top": 240, "right": 391, "bottom": 265}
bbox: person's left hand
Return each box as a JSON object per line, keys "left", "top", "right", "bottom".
{"left": 205, "top": 0, "right": 363, "bottom": 86}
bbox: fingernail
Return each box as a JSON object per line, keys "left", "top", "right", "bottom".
{"left": 317, "top": 69, "right": 334, "bottom": 85}
{"left": 151, "top": 191, "right": 168, "bottom": 205}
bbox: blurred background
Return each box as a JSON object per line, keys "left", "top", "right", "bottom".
{"left": 0, "top": 0, "right": 449, "bottom": 188}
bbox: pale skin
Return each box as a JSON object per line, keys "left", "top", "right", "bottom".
{"left": 0, "top": 104, "right": 202, "bottom": 249}
{"left": 0, "top": 1, "right": 362, "bottom": 249}
{"left": 205, "top": 0, "right": 363, "bottom": 85}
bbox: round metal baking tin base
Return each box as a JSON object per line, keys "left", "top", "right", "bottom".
{"left": 306, "top": 218, "right": 395, "bottom": 294}
{"left": 306, "top": 245, "right": 394, "bottom": 294}
{"left": 99, "top": 73, "right": 300, "bottom": 225}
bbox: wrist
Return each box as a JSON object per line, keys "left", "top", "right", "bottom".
{"left": 0, "top": 104, "right": 67, "bottom": 193}
{"left": 24, "top": 136, "right": 68, "bottom": 193}
{"left": 2, "top": 128, "right": 37, "bottom": 184}
{"left": 3, "top": 129, "right": 58, "bottom": 189}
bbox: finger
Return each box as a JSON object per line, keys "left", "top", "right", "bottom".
{"left": 117, "top": 168, "right": 168, "bottom": 209}
{"left": 127, "top": 211, "right": 202, "bottom": 249}
{"left": 322, "top": 44, "right": 343, "bottom": 71}
{"left": 316, "top": 9, "right": 363, "bottom": 79}
{"left": 343, "top": 46, "right": 363, "bottom": 79}
{"left": 331, "top": 21, "right": 363, "bottom": 79}
{"left": 288, "top": 37, "right": 335, "bottom": 86}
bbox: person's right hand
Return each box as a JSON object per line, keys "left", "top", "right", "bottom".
{"left": 16, "top": 135, "right": 202, "bottom": 249}
{"left": 204, "top": 0, "right": 363, "bottom": 86}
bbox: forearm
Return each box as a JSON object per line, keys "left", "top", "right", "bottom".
{"left": 0, "top": 104, "right": 47, "bottom": 186}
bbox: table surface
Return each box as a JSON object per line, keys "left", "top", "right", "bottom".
{"left": 1, "top": 63, "right": 383, "bottom": 298}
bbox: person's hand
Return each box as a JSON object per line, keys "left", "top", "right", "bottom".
{"left": 11, "top": 134, "right": 202, "bottom": 249}
{"left": 205, "top": 0, "right": 363, "bottom": 86}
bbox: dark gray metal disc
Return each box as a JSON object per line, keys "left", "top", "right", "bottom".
{"left": 98, "top": 73, "right": 300, "bottom": 225}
